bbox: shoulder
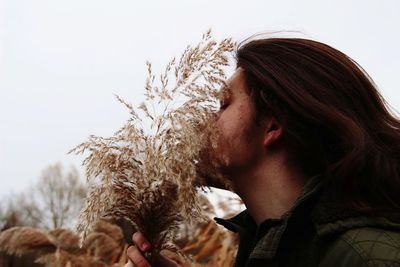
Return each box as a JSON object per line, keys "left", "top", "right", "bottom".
{"left": 319, "top": 227, "right": 400, "bottom": 267}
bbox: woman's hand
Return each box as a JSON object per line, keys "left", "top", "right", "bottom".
{"left": 124, "top": 232, "right": 192, "bottom": 267}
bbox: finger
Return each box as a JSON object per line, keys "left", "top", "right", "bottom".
{"left": 132, "top": 232, "right": 151, "bottom": 252}
{"left": 126, "top": 245, "right": 150, "bottom": 267}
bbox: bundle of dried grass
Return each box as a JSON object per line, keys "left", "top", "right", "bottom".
{"left": 69, "top": 30, "right": 235, "bottom": 261}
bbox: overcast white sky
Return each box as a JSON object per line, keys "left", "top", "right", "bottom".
{"left": 0, "top": 0, "right": 399, "bottom": 198}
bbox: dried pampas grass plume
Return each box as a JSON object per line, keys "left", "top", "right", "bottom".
{"left": 47, "top": 228, "right": 81, "bottom": 252}
{"left": 0, "top": 222, "right": 128, "bottom": 267}
{"left": 92, "top": 220, "right": 124, "bottom": 244}
{"left": 0, "top": 226, "right": 55, "bottom": 256}
{"left": 69, "top": 30, "right": 235, "bottom": 260}
{"left": 83, "top": 232, "right": 121, "bottom": 262}
{"left": 35, "top": 248, "right": 103, "bottom": 267}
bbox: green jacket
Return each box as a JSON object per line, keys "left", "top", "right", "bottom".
{"left": 215, "top": 179, "right": 400, "bottom": 267}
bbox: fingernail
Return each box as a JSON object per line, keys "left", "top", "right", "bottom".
{"left": 142, "top": 243, "right": 150, "bottom": 250}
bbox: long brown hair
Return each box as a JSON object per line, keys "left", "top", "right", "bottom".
{"left": 236, "top": 37, "right": 400, "bottom": 215}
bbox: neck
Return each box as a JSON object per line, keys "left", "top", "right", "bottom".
{"left": 230, "top": 152, "right": 306, "bottom": 225}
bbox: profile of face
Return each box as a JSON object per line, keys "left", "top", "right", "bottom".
{"left": 216, "top": 68, "right": 266, "bottom": 178}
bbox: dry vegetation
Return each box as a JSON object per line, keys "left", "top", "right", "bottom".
{"left": 0, "top": 31, "right": 241, "bottom": 266}
{"left": 0, "top": 220, "right": 124, "bottom": 267}
{"left": 69, "top": 30, "right": 235, "bottom": 258}
{"left": 0, "top": 195, "right": 241, "bottom": 266}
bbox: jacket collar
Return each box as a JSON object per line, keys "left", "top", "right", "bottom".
{"left": 315, "top": 216, "right": 400, "bottom": 236}
{"left": 311, "top": 191, "right": 400, "bottom": 236}
{"left": 214, "top": 175, "right": 400, "bottom": 260}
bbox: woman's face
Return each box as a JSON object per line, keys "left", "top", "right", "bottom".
{"left": 216, "top": 68, "right": 265, "bottom": 178}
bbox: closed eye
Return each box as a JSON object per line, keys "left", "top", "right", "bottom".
{"left": 219, "top": 100, "right": 230, "bottom": 110}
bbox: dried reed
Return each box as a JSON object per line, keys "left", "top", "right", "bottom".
{"left": 0, "top": 226, "right": 55, "bottom": 256}
{"left": 181, "top": 220, "right": 238, "bottom": 267}
{"left": 92, "top": 220, "right": 124, "bottom": 244}
{"left": 84, "top": 232, "right": 121, "bottom": 262}
{"left": 69, "top": 30, "right": 235, "bottom": 261}
{"left": 47, "top": 228, "right": 81, "bottom": 252}
{"left": 35, "top": 248, "right": 103, "bottom": 267}
{"left": 0, "top": 221, "right": 128, "bottom": 267}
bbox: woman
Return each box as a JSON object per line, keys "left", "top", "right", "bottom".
{"left": 126, "top": 37, "right": 400, "bottom": 267}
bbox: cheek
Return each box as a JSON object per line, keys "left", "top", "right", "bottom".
{"left": 216, "top": 111, "right": 236, "bottom": 140}
{"left": 216, "top": 109, "right": 247, "bottom": 150}
{"left": 215, "top": 120, "right": 230, "bottom": 149}
{"left": 215, "top": 109, "right": 228, "bottom": 133}
{"left": 215, "top": 114, "right": 233, "bottom": 157}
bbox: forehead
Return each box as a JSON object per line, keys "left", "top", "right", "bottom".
{"left": 225, "top": 68, "right": 248, "bottom": 95}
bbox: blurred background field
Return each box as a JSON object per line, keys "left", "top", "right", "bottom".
{"left": 0, "top": 163, "right": 243, "bottom": 267}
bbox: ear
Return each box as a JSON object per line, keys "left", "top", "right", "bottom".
{"left": 263, "top": 117, "right": 283, "bottom": 147}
